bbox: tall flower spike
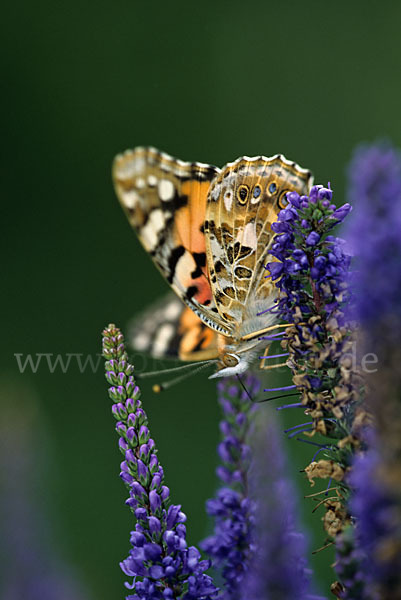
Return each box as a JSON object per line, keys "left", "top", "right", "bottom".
{"left": 266, "top": 185, "right": 368, "bottom": 595}
{"left": 345, "top": 141, "right": 401, "bottom": 332}
{"left": 102, "top": 324, "right": 218, "bottom": 600}
{"left": 339, "top": 141, "right": 401, "bottom": 600}
{"left": 202, "top": 377, "right": 324, "bottom": 600}
{"left": 240, "top": 410, "right": 326, "bottom": 600}
{"left": 201, "top": 375, "right": 259, "bottom": 599}
{"left": 0, "top": 380, "right": 91, "bottom": 600}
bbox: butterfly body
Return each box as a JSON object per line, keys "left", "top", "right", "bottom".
{"left": 113, "top": 147, "right": 313, "bottom": 377}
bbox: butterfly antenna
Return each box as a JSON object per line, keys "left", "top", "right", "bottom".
{"left": 138, "top": 359, "right": 214, "bottom": 379}
{"left": 153, "top": 361, "right": 217, "bottom": 393}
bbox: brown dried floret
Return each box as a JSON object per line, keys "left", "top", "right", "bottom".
{"left": 305, "top": 460, "right": 345, "bottom": 486}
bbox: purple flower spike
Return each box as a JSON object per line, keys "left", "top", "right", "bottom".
{"left": 102, "top": 324, "right": 218, "bottom": 600}
{"left": 0, "top": 387, "right": 92, "bottom": 600}
{"left": 339, "top": 141, "right": 401, "bottom": 598}
{"left": 203, "top": 377, "right": 322, "bottom": 599}
{"left": 240, "top": 417, "right": 325, "bottom": 600}
{"left": 344, "top": 140, "right": 401, "bottom": 332}
{"left": 342, "top": 445, "right": 401, "bottom": 598}
{"left": 267, "top": 178, "right": 369, "bottom": 598}
{"left": 201, "top": 375, "right": 259, "bottom": 597}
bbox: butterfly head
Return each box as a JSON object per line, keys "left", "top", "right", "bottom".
{"left": 208, "top": 352, "right": 248, "bottom": 378}
{"left": 209, "top": 342, "right": 261, "bottom": 379}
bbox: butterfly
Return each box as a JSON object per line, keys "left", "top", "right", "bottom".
{"left": 112, "top": 147, "right": 313, "bottom": 380}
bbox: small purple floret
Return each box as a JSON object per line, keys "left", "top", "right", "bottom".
{"left": 305, "top": 231, "right": 321, "bottom": 246}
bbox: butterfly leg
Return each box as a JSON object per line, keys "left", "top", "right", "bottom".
{"left": 259, "top": 344, "right": 289, "bottom": 370}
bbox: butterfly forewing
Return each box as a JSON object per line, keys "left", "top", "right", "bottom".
{"left": 113, "top": 147, "right": 232, "bottom": 336}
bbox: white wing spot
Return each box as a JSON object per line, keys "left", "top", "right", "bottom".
{"left": 236, "top": 221, "right": 257, "bottom": 250}
{"left": 153, "top": 323, "right": 175, "bottom": 356}
{"left": 211, "top": 183, "right": 221, "bottom": 202}
{"left": 134, "top": 332, "right": 150, "bottom": 351}
{"left": 122, "top": 156, "right": 145, "bottom": 177}
{"left": 123, "top": 190, "right": 139, "bottom": 209}
{"left": 224, "top": 189, "right": 233, "bottom": 212}
{"left": 164, "top": 301, "right": 183, "bottom": 320}
{"left": 148, "top": 175, "right": 157, "bottom": 186}
{"left": 135, "top": 177, "right": 145, "bottom": 189}
{"left": 140, "top": 208, "right": 164, "bottom": 250}
{"left": 158, "top": 179, "right": 175, "bottom": 202}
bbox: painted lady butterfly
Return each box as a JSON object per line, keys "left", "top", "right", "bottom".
{"left": 112, "top": 147, "right": 313, "bottom": 379}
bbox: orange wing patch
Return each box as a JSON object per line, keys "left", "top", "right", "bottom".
{"left": 178, "top": 307, "right": 219, "bottom": 361}
{"left": 175, "top": 180, "right": 209, "bottom": 253}
{"left": 173, "top": 179, "right": 212, "bottom": 307}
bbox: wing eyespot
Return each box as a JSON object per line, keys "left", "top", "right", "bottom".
{"left": 278, "top": 190, "right": 290, "bottom": 209}
{"left": 268, "top": 182, "right": 277, "bottom": 195}
{"left": 237, "top": 184, "right": 249, "bottom": 205}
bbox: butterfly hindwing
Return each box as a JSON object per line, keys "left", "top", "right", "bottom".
{"left": 128, "top": 292, "right": 219, "bottom": 361}
{"left": 205, "top": 155, "right": 313, "bottom": 325}
{"left": 113, "top": 147, "right": 232, "bottom": 336}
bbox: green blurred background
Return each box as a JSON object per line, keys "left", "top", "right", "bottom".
{"left": 3, "top": 1, "right": 401, "bottom": 597}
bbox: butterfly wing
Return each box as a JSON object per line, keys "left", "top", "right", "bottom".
{"left": 128, "top": 292, "right": 219, "bottom": 361}
{"left": 113, "top": 147, "right": 232, "bottom": 336}
{"left": 205, "top": 155, "right": 313, "bottom": 326}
